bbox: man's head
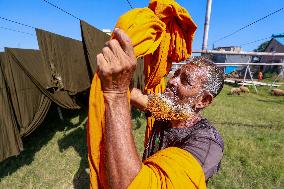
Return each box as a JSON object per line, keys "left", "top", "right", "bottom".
{"left": 147, "top": 57, "right": 224, "bottom": 120}
{"left": 165, "top": 57, "right": 224, "bottom": 111}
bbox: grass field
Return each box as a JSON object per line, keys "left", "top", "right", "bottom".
{"left": 0, "top": 85, "right": 283, "bottom": 189}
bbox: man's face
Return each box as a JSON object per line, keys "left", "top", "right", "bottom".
{"left": 146, "top": 62, "right": 212, "bottom": 121}
{"left": 164, "top": 63, "right": 208, "bottom": 107}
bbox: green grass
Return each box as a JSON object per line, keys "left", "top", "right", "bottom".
{"left": 204, "top": 85, "right": 284, "bottom": 189}
{"left": 0, "top": 85, "right": 284, "bottom": 189}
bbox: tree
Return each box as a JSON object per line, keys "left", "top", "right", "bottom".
{"left": 252, "top": 40, "right": 270, "bottom": 62}
{"left": 254, "top": 40, "right": 270, "bottom": 52}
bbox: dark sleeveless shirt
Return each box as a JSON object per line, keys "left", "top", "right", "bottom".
{"left": 143, "top": 118, "right": 224, "bottom": 181}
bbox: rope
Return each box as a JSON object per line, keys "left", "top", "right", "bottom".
{"left": 42, "top": 0, "right": 80, "bottom": 20}
{"left": 214, "top": 7, "right": 283, "bottom": 43}
{"left": 0, "top": 16, "right": 36, "bottom": 29}
{"left": 0, "top": 26, "right": 34, "bottom": 36}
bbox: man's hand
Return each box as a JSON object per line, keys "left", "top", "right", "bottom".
{"left": 97, "top": 28, "right": 137, "bottom": 93}
{"left": 130, "top": 88, "right": 149, "bottom": 111}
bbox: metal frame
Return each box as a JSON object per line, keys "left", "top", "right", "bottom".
{"left": 172, "top": 61, "right": 284, "bottom": 93}
{"left": 192, "top": 50, "right": 284, "bottom": 56}
{"left": 269, "top": 65, "right": 284, "bottom": 89}
{"left": 190, "top": 50, "right": 284, "bottom": 93}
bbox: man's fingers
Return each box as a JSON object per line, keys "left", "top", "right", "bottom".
{"left": 97, "top": 53, "right": 109, "bottom": 76}
{"left": 107, "top": 39, "right": 125, "bottom": 61}
{"left": 113, "top": 28, "right": 135, "bottom": 59}
{"left": 103, "top": 46, "right": 124, "bottom": 73}
{"left": 102, "top": 47, "right": 113, "bottom": 62}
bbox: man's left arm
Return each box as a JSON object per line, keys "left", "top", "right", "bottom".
{"left": 97, "top": 28, "right": 141, "bottom": 189}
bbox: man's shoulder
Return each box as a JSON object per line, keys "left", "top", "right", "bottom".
{"left": 190, "top": 118, "right": 224, "bottom": 150}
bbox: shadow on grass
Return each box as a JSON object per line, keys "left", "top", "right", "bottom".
{"left": 216, "top": 121, "right": 282, "bottom": 130}
{"left": 58, "top": 122, "right": 89, "bottom": 189}
{"left": 131, "top": 107, "right": 145, "bottom": 130}
{"left": 0, "top": 104, "right": 88, "bottom": 188}
{"left": 257, "top": 98, "right": 284, "bottom": 105}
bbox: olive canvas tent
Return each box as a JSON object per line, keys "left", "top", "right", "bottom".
{"left": 2, "top": 48, "right": 52, "bottom": 138}
{"left": 80, "top": 20, "right": 145, "bottom": 90}
{"left": 6, "top": 48, "right": 82, "bottom": 110}
{"left": 0, "top": 53, "right": 23, "bottom": 161}
{"left": 36, "top": 29, "right": 91, "bottom": 95}
{"left": 80, "top": 20, "right": 110, "bottom": 75}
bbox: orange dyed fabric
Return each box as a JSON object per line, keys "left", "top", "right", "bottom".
{"left": 145, "top": 0, "right": 197, "bottom": 89}
{"left": 114, "top": 7, "right": 166, "bottom": 57}
{"left": 129, "top": 147, "right": 206, "bottom": 189}
{"left": 143, "top": 0, "right": 197, "bottom": 143}
{"left": 88, "top": 0, "right": 198, "bottom": 188}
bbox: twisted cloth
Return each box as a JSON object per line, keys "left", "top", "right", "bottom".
{"left": 87, "top": 0, "right": 201, "bottom": 188}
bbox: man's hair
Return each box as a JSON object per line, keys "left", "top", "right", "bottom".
{"left": 189, "top": 56, "right": 224, "bottom": 97}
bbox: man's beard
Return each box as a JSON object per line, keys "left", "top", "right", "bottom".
{"left": 146, "top": 93, "right": 195, "bottom": 121}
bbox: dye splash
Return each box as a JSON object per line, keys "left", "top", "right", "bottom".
{"left": 146, "top": 93, "right": 195, "bottom": 121}
{"left": 188, "top": 57, "right": 224, "bottom": 97}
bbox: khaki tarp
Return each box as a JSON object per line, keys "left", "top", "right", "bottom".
{"left": 80, "top": 20, "right": 110, "bottom": 75}
{"left": 80, "top": 21, "right": 145, "bottom": 90}
{"left": 133, "top": 58, "right": 145, "bottom": 90}
{"left": 7, "top": 48, "right": 81, "bottom": 109}
{"left": 0, "top": 53, "right": 23, "bottom": 161}
{"left": 36, "top": 29, "right": 90, "bottom": 95}
{"left": 2, "top": 48, "right": 52, "bottom": 137}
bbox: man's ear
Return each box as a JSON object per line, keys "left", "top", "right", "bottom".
{"left": 195, "top": 91, "right": 213, "bottom": 109}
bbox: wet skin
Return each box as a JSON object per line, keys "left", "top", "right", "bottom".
{"left": 164, "top": 63, "right": 210, "bottom": 109}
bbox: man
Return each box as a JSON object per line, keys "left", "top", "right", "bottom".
{"left": 131, "top": 59, "right": 225, "bottom": 181}
{"left": 97, "top": 28, "right": 224, "bottom": 189}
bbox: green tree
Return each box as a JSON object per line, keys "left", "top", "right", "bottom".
{"left": 254, "top": 40, "right": 270, "bottom": 52}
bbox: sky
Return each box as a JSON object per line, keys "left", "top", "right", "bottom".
{"left": 0, "top": 0, "right": 284, "bottom": 52}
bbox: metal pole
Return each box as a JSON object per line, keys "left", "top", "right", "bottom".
{"left": 269, "top": 58, "right": 284, "bottom": 89}
{"left": 243, "top": 65, "right": 249, "bottom": 84}
{"left": 202, "top": 0, "right": 213, "bottom": 50}
{"left": 193, "top": 49, "right": 284, "bottom": 56}
{"left": 247, "top": 66, "right": 258, "bottom": 93}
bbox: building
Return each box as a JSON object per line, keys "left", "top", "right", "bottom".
{"left": 260, "top": 34, "right": 284, "bottom": 77}
{"left": 212, "top": 46, "right": 249, "bottom": 74}
{"left": 102, "top": 29, "right": 112, "bottom": 36}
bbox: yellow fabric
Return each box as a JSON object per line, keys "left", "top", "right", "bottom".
{"left": 128, "top": 147, "right": 206, "bottom": 189}
{"left": 87, "top": 74, "right": 105, "bottom": 188}
{"left": 114, "top": 7, "right": 166, "bottom": 57}
{"left": 87, "top": 0, "right": 198, "bottom": 188}
{"left": 144, "top": 0, "right": 197, "bottom": 89}
{"left": 142, "top": 0, "right": 197, "bottom": 147}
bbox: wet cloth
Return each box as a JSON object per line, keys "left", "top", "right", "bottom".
{"left": 87, "top": 0, "right": 198, "bottom": 188}
{"left": 129, "top": 147, "right": 206, "bottom": 189}
{"left": 132, "top": 0, "right": 198, "bottom": 145}
{"left": 143, "top": 118, "right": 224, "bottom": 181}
